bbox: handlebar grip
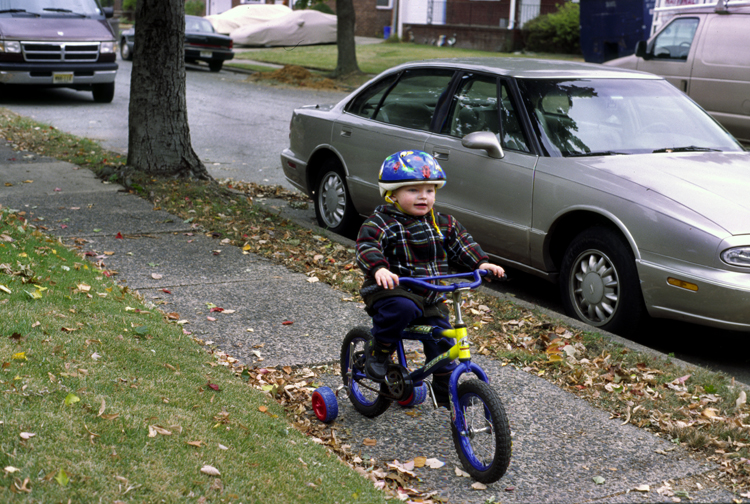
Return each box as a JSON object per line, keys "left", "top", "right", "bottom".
{"left": 359, "top": 283, "right": 384, "bottom": 297}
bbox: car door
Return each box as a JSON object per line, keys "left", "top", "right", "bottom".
{"left": 637, "top": 16, "right": 703, "bottom": 93}
{"left": 332, "top": 68, "right": 457, "bottom": 216}
{"left": 424, "top": 73, "right": 538, "bottom": 265}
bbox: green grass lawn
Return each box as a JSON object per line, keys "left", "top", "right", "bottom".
{"left": 230, "top": 40, "right": 584, "bottom": 76}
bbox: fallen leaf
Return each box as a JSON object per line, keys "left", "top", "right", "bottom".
{"left": 115, "top": 232, "right": 123, "bottom": 239}
{"left": 455, "top": 466, "right": 470, "bottom": 477}
{"left": 363, "top": 438, "right": 377, "bottom": 446}
{"left": 0, "top": 284, "right": 11, "bottom": 294}
{"left": 151, "top": 273, "right": 163, "bottom": 280}
{"left": 186, "top": 440, "right": 204, "bottom": 448}
{"left": 207, "top": 383, "right": 220, "bottom": 391}
{"left": 593, "top": 476, "right": 605, "bottom": 485}
{"left": 413, "top": 456, "right": 426, "bottom": 468}
{"left": 634, "top": 484, "right": 650, "bottom": 492}
{"left": 64, "top": 393, "right": 79, "bottom": 406}
{"left": 161, "top": 289, "right": 171, "bottom": 294}
{"left": 4, "top": 466, "right": 20, "bottom": 474}
{"left": 282, "top": 320, "right": 294, "bottom": 325}
{"left": 19, "top": 432, "right": 35, "bottom": 440}
{"left": 200, "top": 465, "right": 221, "bottom": 476}
{"left": 54, "top": 469, "right": 69, "bottom": 487}
{"left": 148, "top": 425, "right": 171, "bottom": 437}
{"left": 471, "top": 482, "right": 487, "bottom": 490}
{"left": 258, "top": 405, "right": 268, "bottom": 413}
{"left": 424, "top": 458, "right": 444, "bottom": 469}
{"left": 736, "top": 390, "right": 747, "bottom": 409}
{"left": 98, "top": 398, "right": 106, "bottom": 416}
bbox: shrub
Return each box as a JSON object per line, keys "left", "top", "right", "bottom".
{"left": 311, "top": 3, "right": 335, "bottom": 14}
{"left": 185, "top": 0, "right": 205, "bottom": 16}
{"left": 123, "top": 0, "right": 136, "bottom": 12}
{"left": 522, "top": 1, "right": 580, "bottom": 55}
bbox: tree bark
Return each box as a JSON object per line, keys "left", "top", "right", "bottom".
{"left": 332, "top": 0, "right": 361, "bottom": 78}
{"left": 127, "top": 0, "right": 211, "bottom": 180}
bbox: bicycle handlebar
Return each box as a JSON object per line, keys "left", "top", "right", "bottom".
{"left": 398, "top": 270, "right": 488, "bottom": 292}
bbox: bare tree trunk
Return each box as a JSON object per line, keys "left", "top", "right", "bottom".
{"left": 332, "top": 0, "right": 361, "bottom": 78}
{"left": 127, "top": 0, "right": 211, "bottom": 180}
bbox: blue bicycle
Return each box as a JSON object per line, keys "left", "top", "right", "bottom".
{"left": 312, "top": 270, "right": 512, "bottom": 483}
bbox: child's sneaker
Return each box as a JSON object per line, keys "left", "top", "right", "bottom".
{"left": 364, "top": 339, "right": 393, "bottom": 380}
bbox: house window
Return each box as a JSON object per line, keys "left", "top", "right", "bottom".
{"left": 377, "top": 0, "right": 393, "bottom": 9}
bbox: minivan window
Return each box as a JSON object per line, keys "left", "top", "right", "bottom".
{"left": 653, "top": 17, "right": 699, "bottom": 60}
{"left": 0, "top": 0, "right": 102, "bottom": 16}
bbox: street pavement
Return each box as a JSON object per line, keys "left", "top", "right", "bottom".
{"left": 0, "top": 140, "right": 744, "bottom": 503}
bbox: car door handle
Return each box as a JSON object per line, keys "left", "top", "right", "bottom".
{"left": 340, "top": 129, "right": 352, "bottom": 138}
{"left": 433, "top": 150, "right": 449, "bottom": 161}
{"left": 680, "top": 79, "right": 688, "bottom": 92}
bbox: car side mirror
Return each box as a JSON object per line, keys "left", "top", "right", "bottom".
{"left": 635, "top": 40, "right": 649, "bottom": 59}
{"left": 102, "top": 6, "right": 114, "bottom": 18}
{"left": 461, "top": 131, "right": 505, "bottom": 159}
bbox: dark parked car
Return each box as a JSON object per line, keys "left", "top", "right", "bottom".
{"left": 120, "top": 15, "right": 234, "bottom": 72}
{"left": 281, "top": 58, "right": 750, "bottom": 335}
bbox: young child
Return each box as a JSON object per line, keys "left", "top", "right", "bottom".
{"left": 356, "top": 150, "right": 505, "bottom": 405}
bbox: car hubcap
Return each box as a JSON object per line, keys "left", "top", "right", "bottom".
{"left": 570, "top": 250, "right": 619, "bottom": 326}
{"left": 319, "top": 172, "right": 345, "bottom": 228}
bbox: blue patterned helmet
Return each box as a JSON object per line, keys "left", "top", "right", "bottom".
{"left": 378, "top": 150, "right": 446, "bottom": 198}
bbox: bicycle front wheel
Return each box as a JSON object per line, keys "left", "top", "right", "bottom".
{"left": 340, "top": 327, "right": 392, "bottom": 418}
{"left": 451, "top": 380, "right": 511, "bottom": 483}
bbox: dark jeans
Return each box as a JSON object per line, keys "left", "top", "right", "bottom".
{"left": 371, "top": 296, "right": 457, "bottom": 372}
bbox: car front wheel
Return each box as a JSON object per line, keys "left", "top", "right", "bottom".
{"left": 559, "top": 227, "right": 645, "bottom": 335}
{"left": 120, "top": 41, "right": 132, "bottom": 61}
{"left": 313, "top": 159, "right": 360, "bottom": 236}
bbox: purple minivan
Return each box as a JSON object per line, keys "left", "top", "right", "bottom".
{"left": 0, "top": 0, "right": 118, "bottom": 103}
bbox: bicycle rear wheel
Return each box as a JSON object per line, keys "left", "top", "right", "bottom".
{"left": 340, "top": 327, "right": 392, "bottom": 418}
{"left": 451, "top": 380, "right": 511, "bottom": 483}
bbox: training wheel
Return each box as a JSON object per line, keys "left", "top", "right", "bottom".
{"left": 398, "top": 382, "right": 428, "bottom": 407}
{"left": 312, "top": 386, "right": 338, "bottom": 423}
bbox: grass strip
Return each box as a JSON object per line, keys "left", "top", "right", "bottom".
{"left": 1, "top": 107, "right": 749, "bottom": 497}
{"left": 230, "top": 41, "right": 583, "bottom": 77}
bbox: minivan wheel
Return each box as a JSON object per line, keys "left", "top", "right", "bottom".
{"left": 92, "top": 82, "right": 115, "bottom": 103}
{"left": 313, "top": 159, "right": 359, "bottom": 236}
{"left": 559, "top": 227, "right": 645, "bottom": 335}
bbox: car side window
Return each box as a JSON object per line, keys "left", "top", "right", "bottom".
{"left": 442, "top": 75, "right": 529, "bottom": 152}
{"left": 652, "top": 17, "right": 699, "bottom": 60}
{"left": 372, "top": 69, "right": 455, "bottom": 131}
{"left": 346, "top": 74, "right": 399, "bottom": 119}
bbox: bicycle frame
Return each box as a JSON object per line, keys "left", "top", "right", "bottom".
{"left": 345, "top": 270, "right": 491, "bottom": 412}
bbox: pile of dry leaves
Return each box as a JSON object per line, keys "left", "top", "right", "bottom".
{"left": 245, "top": 65, "right": 344, "bottom": 91}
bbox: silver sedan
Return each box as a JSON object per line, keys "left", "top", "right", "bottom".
{"left": 281, "top": 58, "right": 750, "bottom": 335}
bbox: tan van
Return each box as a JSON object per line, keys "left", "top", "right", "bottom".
{"left": 605, "top": 1, "right": 750, "bottom": 144}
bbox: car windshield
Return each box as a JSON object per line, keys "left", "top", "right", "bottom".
{"left": 517, "top": 78, "right": 743, "bottom": 157}
{"left": 0, "top": 0, "right": 102, "bottom": 16}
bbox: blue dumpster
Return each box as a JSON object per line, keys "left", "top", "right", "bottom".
{"left": 384, "top": 26, "right": 391, "bottom": 39}
{"left": 580, "top": 0, "right": 656, "bottom": 63}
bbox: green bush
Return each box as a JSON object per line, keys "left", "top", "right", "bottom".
{"left": 122, "top": 0, "right": 136, "bottom": 12}
{"left": 522, "top": 1, "right": 580, "bottom": 54}
{"left": 185, "top": 0, "right": 205, "bottom": 16}
{"left": 310, "top": 3, "right": 335, "bottom": 14}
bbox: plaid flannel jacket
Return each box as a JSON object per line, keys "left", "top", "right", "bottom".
{"left": 356, "top": 204, "right": 489, "bottom": 305}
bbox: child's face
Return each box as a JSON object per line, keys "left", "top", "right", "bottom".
{"left": 390, "top": 183, "right": 437, "bottom": 217}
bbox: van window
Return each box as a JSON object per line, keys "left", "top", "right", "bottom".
{"left": 701, "top": 15, "right": 750, "bottom": 66}
{"left": 653, "top": 17, "right": 699, "bottom": 60}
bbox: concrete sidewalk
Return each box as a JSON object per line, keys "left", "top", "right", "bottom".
{"left": 0, "top": 140, "right": 741, "bottom": 503}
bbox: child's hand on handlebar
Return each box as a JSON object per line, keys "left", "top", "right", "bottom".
{"left": 374, "top": 267, "right": 400, "bottom": 289}
{"left": 478, "top": 262, "right": 506, "bottom": 281}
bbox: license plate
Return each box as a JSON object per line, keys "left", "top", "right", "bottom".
{"left": 200, "top": 51, "right": 212, "bottom": 58}
{"left": 53, "top": 72, "right": 74, "bottom": 84}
